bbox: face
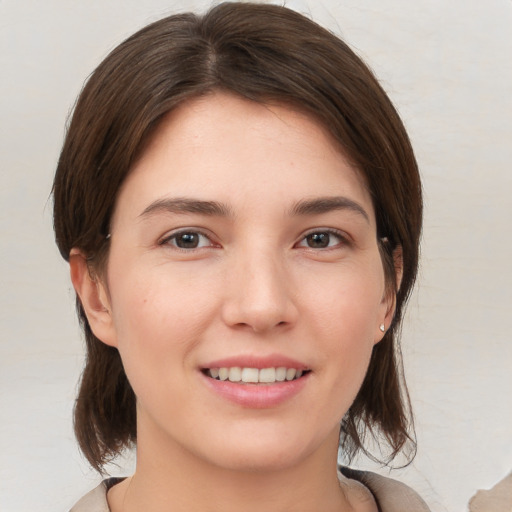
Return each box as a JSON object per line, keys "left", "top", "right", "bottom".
{"left": 83, "top": 93, "right": 393, "bottom": 472}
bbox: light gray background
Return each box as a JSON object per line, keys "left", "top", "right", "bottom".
{"left": 1, "top": 1, "right": 511, "bottom": 511}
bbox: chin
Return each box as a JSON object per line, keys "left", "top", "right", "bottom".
{"left": 209, "top": 447, "right": 305, "bottom": 474}
{"left": 193, "top": 425, "right": 329, "bottom": 474}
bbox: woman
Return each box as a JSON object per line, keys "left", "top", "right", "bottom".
{"left": 53, "top": 2, "right": 427, "bottom": 511}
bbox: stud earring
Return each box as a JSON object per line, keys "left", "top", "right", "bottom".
{"left": 379, "top": 324, "right": 385, "bottom": 332}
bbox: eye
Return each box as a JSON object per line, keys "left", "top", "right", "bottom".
{"left": 161, "top": 230, "right": 214, "bottom": 250}
{"left": 296, "top": 230, "right": 347, "bottom": 249}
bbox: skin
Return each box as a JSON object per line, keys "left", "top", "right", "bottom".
{"left": 71, "top": 92, "right": 397, "bottom": 512}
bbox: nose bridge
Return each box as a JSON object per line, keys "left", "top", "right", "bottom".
{"left": 222, "top": 241, "right": 297, "bottom": 332}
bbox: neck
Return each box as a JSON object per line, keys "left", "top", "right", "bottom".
{"left": 109, "top": 419, "right": 352, "bottom": 512}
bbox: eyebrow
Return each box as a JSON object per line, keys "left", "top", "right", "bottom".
{"left": 139, "top": 197, "right": 233, "bottom": 219}
{"left": 289, "top": 196, "right": 370, "bottom": 223}
{"left": 138, "top": 195, "right": 369, "bottom": 223}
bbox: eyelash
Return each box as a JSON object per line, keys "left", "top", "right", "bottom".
{"left": 158, "top": 228, "right": 350, "bottom": 251}
{"left": 295, "top": 229, "right": 350, "bottom": 250}
{"left": 159, "top": 229, "right": 217, "bottom": 251}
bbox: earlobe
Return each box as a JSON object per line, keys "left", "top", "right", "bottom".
{"left": 69, "top": 248, "right": 118, "bottom": 347}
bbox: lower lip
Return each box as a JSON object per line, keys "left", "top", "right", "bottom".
{"left": 201, "top": 372, "right": 310, "bottom": 408}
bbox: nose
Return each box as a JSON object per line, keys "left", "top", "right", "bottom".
{"left": 221, "top": 249, "right": 299, "bottom": 334}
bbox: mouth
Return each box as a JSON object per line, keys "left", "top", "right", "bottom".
{"left": 202, "top": 367, "right": 311, "bottom": 384}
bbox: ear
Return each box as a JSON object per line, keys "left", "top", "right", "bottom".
{"left": 375, "top": 245, "right": 403, "bottom": 344}
{"left": 69, "top": 248, "right": 118, "bottom": 347}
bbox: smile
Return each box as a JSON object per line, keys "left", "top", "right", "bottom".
{"left": 204, "top": 367, "right": 308, "bottom": 384}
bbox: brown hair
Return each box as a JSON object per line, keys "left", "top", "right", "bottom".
{"left": 53, "top": 2, "right": 422, "bottom": 472}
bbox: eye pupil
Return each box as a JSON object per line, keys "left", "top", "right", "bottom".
{"left": 176, "top": 232, "right": 199, "bottom": 248}
{"left": 307, "top": 232, "right": 329, "bottom": 248}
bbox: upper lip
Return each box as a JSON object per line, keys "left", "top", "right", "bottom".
{"left": 201, "top": 354, "right": 309, "bottom": 371}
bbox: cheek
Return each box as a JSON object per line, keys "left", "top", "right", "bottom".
{"left": 106, "top": 274, "right": 219, "bottom": 427}
{"left": 301, "top": 261, "right": 385, "bottom": 337}
{"left": 107, "top": 264, "right": 219, "bottom": 379}
{"left": 299, "top": 263, "right": 384, "bottom": 400}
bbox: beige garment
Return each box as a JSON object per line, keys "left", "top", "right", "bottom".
{"left": 69, "top": 467, "right": 431, "bottom": 511}
{"left": 468, "top": 472, "right": 512, "bottom": 512}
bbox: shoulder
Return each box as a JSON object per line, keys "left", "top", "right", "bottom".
{"left": 339, "top": 466, "right": 431, "bottom": 512}
{"left": 69, "top": 478, "right": 123, "bottom": 512}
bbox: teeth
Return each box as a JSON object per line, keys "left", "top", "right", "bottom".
{"left": 228, "top": 367, "right": 242, "bottom": 382}
{"left": 259, "top": 368, "right": 276, "bottom": 383}
{"left": 207, "top": 367, "right": 306, "bottom": 383}
{"left": 275, "top": 367, "right": 287, "bottom": 382}
{"left": 286, "top": 368, "right": 297, "bottom": 381}
{"left": 241, "top": 368, "right": 259, "bottom": 383}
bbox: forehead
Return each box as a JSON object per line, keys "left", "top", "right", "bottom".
{"left": 113, "top": 92, "right": 374, "bottom": 224}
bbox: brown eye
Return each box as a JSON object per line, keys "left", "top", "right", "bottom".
{"left": 305, "top": 232, "right": 330, "bottom": 248}
{"left": 175, "top": 232, "right": 200, "bottom": 248}
{"left": 162, "top": 230, "right": 213, "bottom": 250}
{"left": 296, "top": 230, "right": 346, "bottom": 250}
